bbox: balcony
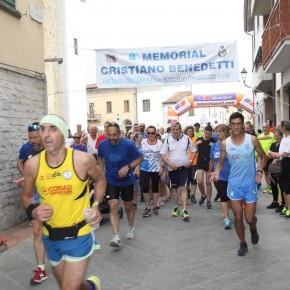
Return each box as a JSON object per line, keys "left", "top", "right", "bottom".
{"left": 252, "top": 65, "right": 273, "bottom": 92}
{"left": 251, "top": 0, "right": 272, "bottom": 16}
{"left": 262, "top": 0, "right": 290, "bottom": 73}
{"left": 87, "top": 113, "right": 101, "bottom": 121}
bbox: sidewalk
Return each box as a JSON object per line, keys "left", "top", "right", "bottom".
{"left": 0, "top": 190, "right": 289, "bottom": 290}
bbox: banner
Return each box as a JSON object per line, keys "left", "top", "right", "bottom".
{"left": 166, "top": 93, "right": 253, "bottom": 125}
{"left": 95, "top": 42, "right": 239, "bottom": 88}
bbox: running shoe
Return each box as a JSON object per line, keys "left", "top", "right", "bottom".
{"left": 250, "top": 228, "right": 259, "bottom": 244}
{"left": 143, "top": 208, "right": 151, "bottom": 217}
{"left": 199, "top": 195, "right": 206, "bottom": 205}
{"left": 126, "top": 227, "right": 135, "bottom": 239}
{"left": 94, "top": 241, "right": 101, "bottom": 251}
{"left": 284, "top": 210, "right": 290, "bottom": 218}
{"left": 280, "top": 207, "right": 288, "bottom": 216}
{"left": 263, "top": 186, "right": 272, "bottom": 194}
{"left": 275, "top": 204, "right": 284, "bottom": 213}
{"left": 157, "top": 198, "right": 165, "bottom": 207}
{"left": 190, "top": 195, "right": 197, "bottom": 204}
{"left": 87, "top": 276, "right": 101, "bottom": 290}
{"left": 266, "top": 201, "right": 279, "bottom": 209}
{"left": 223, "top": 217, "right": 231, "bottom": 230}
{"left": 109, "top": 234, "right": 121, "bottom": 249}
{"left": 206, "top": 201, "right": 212, "bottom": 209}
{"left": 237, "top": 242, "right": 248, "bottom": 256}
{"left": 30, "top": 267, "right": 48, "bottom": 285}
{"left": 153, "top": 207, "right": 159, "bottom": 215}
{"left": 214, "top": 194, "right": 220, "bottom": 202}
{"left": 172, "top": 207, "right": 180, "bottom": 217}
{"left": 181, "top": 209, "right": 190, "bottom": 221}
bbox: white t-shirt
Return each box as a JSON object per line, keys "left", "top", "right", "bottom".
{"left": 160, "top": 134, "right": 196, "bottom": 170}
{"left": 279, "top": 135, "right": 290, "bottom": 157}
{"left": 87, "top": 135, "right": 98, "bottom": 154}
{"left": 65, "top": 137, "right": 74, "bottom": 148}
{"left": 140, "top": 139, "right": 163, "bottom": 172}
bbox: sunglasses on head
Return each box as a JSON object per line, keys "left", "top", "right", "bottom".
{"left": 74, "top": 136, "right": 81, "bottom": 139}
{"left": 28, "top": 124, "right": 40, "bottom": 132}
{"left": 147, "top": 132, "right": 156, "bottom": 135}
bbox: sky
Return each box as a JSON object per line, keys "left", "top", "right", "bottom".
{"left": 81, "top": 0, "right": 252, "bottom": 95}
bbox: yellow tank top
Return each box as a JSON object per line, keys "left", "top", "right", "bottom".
{"left": 36, "top": 148, "right": 91, "bottom": 236}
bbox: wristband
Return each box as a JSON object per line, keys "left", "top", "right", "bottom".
{"left": 26, "top": 203, "right": 40, "bottom": 221}
{"left": 92, "top": 201, "right": 100, "bottom": 207}
{"left": 128, "top": 164, "right": 132, "bottom": 169}
{"left": 257, "top": 169, "right": 263, "bottom": 174}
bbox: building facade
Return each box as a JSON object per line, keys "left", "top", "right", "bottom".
{"left": 0, "top": 0, "right": 46, "bottom": 230}
{"left": 244, "top": 0, "right": 290, "bottom": 129}
{"left": 86, "top": 86, "right": 136, "bottom": 133}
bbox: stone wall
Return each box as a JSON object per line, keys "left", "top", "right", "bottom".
{"left": 0, "top": 65, "right": 46, "bottom": 231}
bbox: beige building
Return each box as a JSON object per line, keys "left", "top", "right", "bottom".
{"left": 86, "top": 85, "right": 137, "bottom": 133}
{"left": 0, "top": 0, "right": 46, "bottom": 230}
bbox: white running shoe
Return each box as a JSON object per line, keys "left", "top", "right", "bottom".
{"left": 126, "top": 226, "right": 135, "bottom": 239}
{"left": 109, "top": 234, "right": 121, "bottom": 249}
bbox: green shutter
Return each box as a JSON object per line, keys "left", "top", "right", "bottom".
{"left": 3, "top": 0, "right": 15, "bottom": 8}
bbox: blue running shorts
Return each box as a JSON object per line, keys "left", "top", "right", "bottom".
{"left": 227, "top": 183, "right": 259, "bottom": 203}
{"left": 43, "top": 232, "right": 95, "bottom": 267}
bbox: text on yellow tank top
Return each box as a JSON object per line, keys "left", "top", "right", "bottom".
{"left": 36, "top": 148, "right": 91, "bottom": 236}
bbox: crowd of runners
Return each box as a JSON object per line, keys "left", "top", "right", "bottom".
{"left": 16, "top": 112, "right": 290, "bottom": 289}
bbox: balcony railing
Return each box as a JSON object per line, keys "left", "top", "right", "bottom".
{"left": 87, "top": 113, "right": 101, "bottom": 121}
{"left": 262, "top": 0, "right": 290, "bottom": 69}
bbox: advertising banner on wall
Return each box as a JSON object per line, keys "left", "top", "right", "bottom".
{"left": 95, "top": 42, "right": 239, "bottom": 88}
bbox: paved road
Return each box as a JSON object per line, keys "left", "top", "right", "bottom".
{"left": 0, "top": 191, "right": 289, "bottom": 290}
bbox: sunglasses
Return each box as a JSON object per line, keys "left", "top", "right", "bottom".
{"left": 147, "top": 132, "right": 156, "bottom": 135}
{"left": 28, "top": 124, "right": 40, "bottom": 132}
{"left": 74, "top": 136, "right": 81, "bottom": 139}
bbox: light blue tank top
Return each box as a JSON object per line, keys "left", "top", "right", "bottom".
{"left": 226, "top": 134, "right": 256, "bottom": 187}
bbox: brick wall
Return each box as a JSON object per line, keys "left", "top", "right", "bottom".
{"left": 0, "top": 66, "right": 46, "bottom": 231}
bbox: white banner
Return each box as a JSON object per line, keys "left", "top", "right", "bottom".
{"left": 95, "top": 42, "right": 239, "bottom": 88}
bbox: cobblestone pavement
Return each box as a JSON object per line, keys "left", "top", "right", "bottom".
{"left": 0, "top": 190, "right": 289, "bottom": 290}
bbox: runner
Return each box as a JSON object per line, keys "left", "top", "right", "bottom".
{"left": 210, "top": 112, "right": 267, "bottom": 256}
{"left": 22, "top": 114, "right": 105, "bottom": 289}
{"left": 160, "top": 122, "right": 196, "bottom": 221}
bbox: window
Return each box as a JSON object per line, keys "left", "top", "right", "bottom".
{"left": 124, "top": 100, "right": 129, "bottom": 112}
{"left": 89, "top": 103, "right": 94, "bottom": 118}
{"left": 106, "top": 102, "right": 112, "bottom": 113}
{"left": 74, "top": 38, "right": 78, "bottom": 55}
{"left": 143, "top": 100, "right": 150, "bottom": 112}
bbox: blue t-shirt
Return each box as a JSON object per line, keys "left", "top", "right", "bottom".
{"left": 210, "top": 141, "right": 230, "bottom": 181}
{"left": 23, "top": 146, "right": 43, "bottom": 163}
{"left": 71, "top": 144, "right": 88, "bottom": 152}
{"left": 98, "top": 138, "right": 142, "bottom": 186}
{"left": 18, "top": 142, "right": 32, "bottom": 160}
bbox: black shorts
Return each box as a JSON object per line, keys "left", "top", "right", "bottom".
{"left": 214, "top": 180, "right": 229, "bottom": 202}
{"left": 139, "top": 171, "right": 160, "bottom": 193}
{"left": 106, "top": 183, "right": 134, "bottom": 202}
{"left": 169, "top": 167, "right": 189, "bottom": 189}
{"left": 280, "top": 174, "right": 290, "bottom": 195}
{"left": 188, "top": 165, "right": 197, "bottom": 185}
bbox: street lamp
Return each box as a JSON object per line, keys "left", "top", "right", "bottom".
{"left": 240, "top": 68, "right": 251, "bottom": 88}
